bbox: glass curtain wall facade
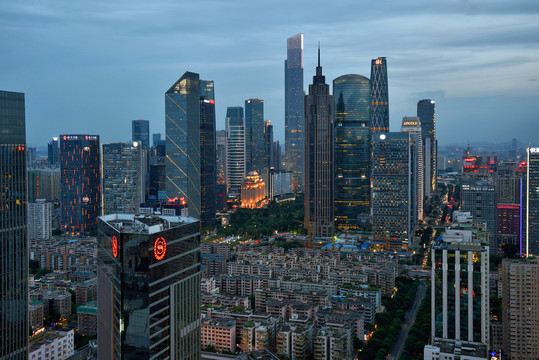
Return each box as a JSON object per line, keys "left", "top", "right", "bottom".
{"left": 371, "top": 132, "right": 410, "bottom": 249}
{"left": 132, "top": 120, "right": 150, "bottom": 149}
{"left": 97, "top": 214, "right": 201, "bottom": 360}
{"left": 0, "top": 90, "right": 28, "bottom": 359}
{"left": 285, "top": 33, "right": 305, "bottom": 191}
{"left": 165, "top": 72, "right": 216, "bottom": 226}
{"left": 48, "top": 136, "right": 59, "bottom": 165}
{"left": 60, "top": 135, "right": 101, "bottom": 235}
{"left": 264, "top": 120, "right": 273, "bottom": 170}
{"left": 401, "top": 117, "right": 424, "bottom": 226}
{"left": 304, "top": 51, "right": 334, "bottom": 239}
{"left": 370, "top": 57, "right": 389, "bottom": 133}
{"left": 102, "top": 142, "right": 143, "bottom": 215}
{"left": 225, "top": 106, "right": 246, "bottom": 196}
{"left": 245, "top": 99, "right": 265, "bottom": 173}
{"left": 333, "top": 74, "right": 371, "bottom": 230}
{"left": 527, "top": 147, "right": 539, "bottom": 256}
{"left": 417, "top": 99, "right": 436, "bottom": 197}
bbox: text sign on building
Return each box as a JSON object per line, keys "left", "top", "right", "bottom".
{"left": 154, "top": 237, "right": 167, "bottom": 261}
{"left": 112, "top": 236, "right": 118, "bottom": 258}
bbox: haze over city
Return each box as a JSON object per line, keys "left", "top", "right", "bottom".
{"left": 2, "top": 0, "right": 539, "bottom": 147}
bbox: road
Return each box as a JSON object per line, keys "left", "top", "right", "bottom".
{"left": 388, "top": 279, "right": 427, "bottom": 360}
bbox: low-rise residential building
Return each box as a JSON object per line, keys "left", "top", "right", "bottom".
{"left": 29, "top": 329, "right": 74, "bottom": 360}
{"left": 201, "top": 318, "right": 237, "bottom": 353}
{"left": 77, "top": 301, "right": 98, "bottom": 335}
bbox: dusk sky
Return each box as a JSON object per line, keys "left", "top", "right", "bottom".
{"left": 2, "top": 0, "right": 539, "bottom": 148}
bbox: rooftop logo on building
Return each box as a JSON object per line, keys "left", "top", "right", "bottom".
{"left": 154, "top": 237, "right": 167, "bottom": 261}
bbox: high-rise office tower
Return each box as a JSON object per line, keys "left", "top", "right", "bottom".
{"left": 60, "top": 134, "right": 101, "bottom": 235}
{"left": 165, "top": 72, "right": 216, "bottom": 226}
{"left": 371, "top": 132, "right": 411, "bottom": 249}
{"left": 333, "top": 74, "right": 371, "bottom": 230}
{"left": 424, "top": 225, "right": 489, "bottom": 359}
{"left": 497, "top": 175, "right": 523, "bottom": 253}
{"left": 417, "top": 99, "right": 436, "bottom": 196}
{"left": 502, "top": 258, "right": 539, "bottom": 359}
{"left": 285, "top": 33, "right": 305, "bottom": 191}
{"left": 264, "top": 120, "right": 273, "bottom": 171}
{"left": 132, "top": 119, "right": 150, "bottom": 149}
{"left": 272, "top": 141, "right": 282, "bottom": 171}
{"left": 28, "top": 199, "right": 53, "bottom": 240}
{"left": 48, "top": 136, "right": 59, "bottom": 165}
{"left": 401, "top": 116, "right": 424, "bottom": 226}
{"left": 370, "top": 57, "right": 389, "bottom": 133}
{"left": 97, "top": 213, "right": 201, "bottom": 359}
{"left": 245, "top": 99, "right": 265, "bottom": 173}
{"left": 0, "top": 90, "right": 28, "bottom": 359}
{"left": 526, "top": 147, "right": 539, "bottom": 256}
{"left": 461, "top": 180, "right": 497, "bottom": 254}
{"left": 102, "top": 142, "right": 144, "bottom": 215}
{"left": 304, "top": 49, "right": 334, "bottom": 239}
{"left": 225, "top": 106, "right": 246, "bottom": 196}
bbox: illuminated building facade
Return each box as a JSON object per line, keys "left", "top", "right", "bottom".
{"left": 0, "top": 90, "right": 28, "bottom": 359}
{"left": 285, "top": 33, "right": 305, "bottom": 191}
{"left": 97, "top": 213, "right": 201, "bottom": 360}
{"left": 60, "top": 134, "right": 101, "bottom": 235}
{"left": 461, "top": 180, "right": 497, "bottom": 254}
{"left": 226, "top": 106, "right": 246, "bottom": 196}
{"left": 401, "top": 116, "right": 424, "bottom": 225}
{"left": 497, "top": 175, "right": 523, "bottom": 253}
{"left": 245, "top": 99, "right": 265, "bottom": 173}
{"left": 304, "top": 49, "right": 334, "bottom": 239}
{"left": 102, "top": 142, "right": 144, "bottom": 215}
{"left": 165, "top": 72, "right": 216, "bottom": 226}
{"left": 132, "top": 119, "right": 150, "bottom": 149}
{"left": 371, "top": 132, "right": 410, "bottom": 248}
{"left": 241, "top": 171, "right": 266, "bottom": 208}
{"left": 417, "top": 99, "right": 436, "bottom": 196}
{"left": 502, "top": 258, "right": 539, "bottom": 360}
{"left": 333, "top": 74, "right": 371, "bottom": 230}
{"left": 369, "top": 57, "right": 389, "bottom": 133}
{"left": 431, "top": 226, "right": 489, "bottom": 347}
{"left": 527, "top": 147, "right": 539, "bottom": 256}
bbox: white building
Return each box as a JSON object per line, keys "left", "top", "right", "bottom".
{"left": 29, "top": 329, "right": 74, "bottom": 360}
{"left": 28, "top": 199, "right": 53, "bottom": 240}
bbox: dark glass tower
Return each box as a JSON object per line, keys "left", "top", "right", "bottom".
{"left": 370, "top": 57, "right": 389, "bottom": 133}
{"left": 0, "top": 90, "right": 28, "bottom": 359}
{"left": 333, "top": 74, "right": 371, "bottom": 230}
{"left": 97, "top": 214, "right": 201, "bottom": 359}
{"left": 48, "top": 136, "right": 59, "bottom": 165}
{"left": 285, "top": 33, "right": 305, "bottom": 191}
{"left": 372, "top": 132, "right": 411, "bottom": 249}
{"left": 417, "top": 99, "right": 436, "bottom": 197}
{"left": 264, "top": 120, "right": 274, "bottom": 170}
{"left": 245, "top": 99, "right": 265, "bottom": 173}
{"left": 305, "top": 49, "right": 334, "bottom": 239}
{"left": 225, "top": 106, "right": 246, "bottom": 196}
{"left": 165, "top": 72, "right": 216, "bottom": 226}
{"left": 527, "top": 147, "right": 539, "bottom": 256}
{"left": 132, "top": 120, "right": 150, "bottom": 149}
{"left": 60, "top": 134, "right": 101, "bottom": 235}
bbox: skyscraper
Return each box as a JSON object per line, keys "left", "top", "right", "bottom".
{"left": 304, "top": 49, "right": 334, "bottom": 239}
{"left": 370, "top": 57, "right": 389, "bottom": 133}
{"left": 245, "top": 99, "right": 265, "bottom": 173}
{"left": 401, "top": 116, "right": 424, "bottom": 226}
{"left": 97, "top": 213, "right": 201, "bottom": 359}
{"left": 101, "top": 142, "right": 144, "bottom": 215}
{"left": 371, "top": 132, "right": 410, "bottom": 249}
{"left": 0, "top": 90, "right": 28, "bottom": 359}
{"left": 333, "top": 74, "right": 371, "bottom": 230}
{"left": 48, "top": 136, "right": 59, "bottom": 165}
{"left": 417, "top": 99, "right": 436, "bottom": 196}
{"left": 502, "top": 258, "right": 539, "bottom": 359}
{"left": 60, "top": 134, "right": 101, "bottom": 235}
{"left": 264, "top": 120, "right": 274, "bottom": 170}
{"left": 461, "top": 180, "right": 497, "bottom": 254}
{"left": 526, "top": 147, "right": 539, "bottom": 256}
{"left": 165, "top": 72, "right": 216, "bottom": 226}
{"left": 285, "top": 33, "right": 305, "bottom": 191}
{"left": 225, "top": 106, "right": 246, "bottom": 196}
{"left": 132, "top": 119, "right": 150, "bottom": 149}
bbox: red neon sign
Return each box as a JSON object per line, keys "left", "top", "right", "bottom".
{"left": 112, "top": 236, "right": 118, "bottom": 258}
{"left": 154, "top": 237, "right": 167, "bottom": 261}
{"left": 498, "top": 204, "right": 519, "bottom": 210}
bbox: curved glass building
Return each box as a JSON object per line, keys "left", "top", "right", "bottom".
{"left": 333, "top": 75, "right": 371, "bottom": 230}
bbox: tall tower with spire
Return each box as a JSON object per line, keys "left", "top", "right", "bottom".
{"left": 304, "top": 46, "right": 334, "bottom": 238}
{"left": 370, "top": 57, "right": 389, "bottom": 132}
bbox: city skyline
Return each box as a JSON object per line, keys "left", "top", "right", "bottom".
{"left": 2, "top": 1, "right": 539, "bottom": 148}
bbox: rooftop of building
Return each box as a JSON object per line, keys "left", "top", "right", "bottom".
{"left": 99, "top": 213, "right": 197, "bottom": 234}
{"left": 238, "top": 349, "right": 280, "bottom": 360}
{"left": 202, "top": 317, "right": 237, "bottom": 328}
{"left": 431, "top": 339, "right": 487, "bottom": 358}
